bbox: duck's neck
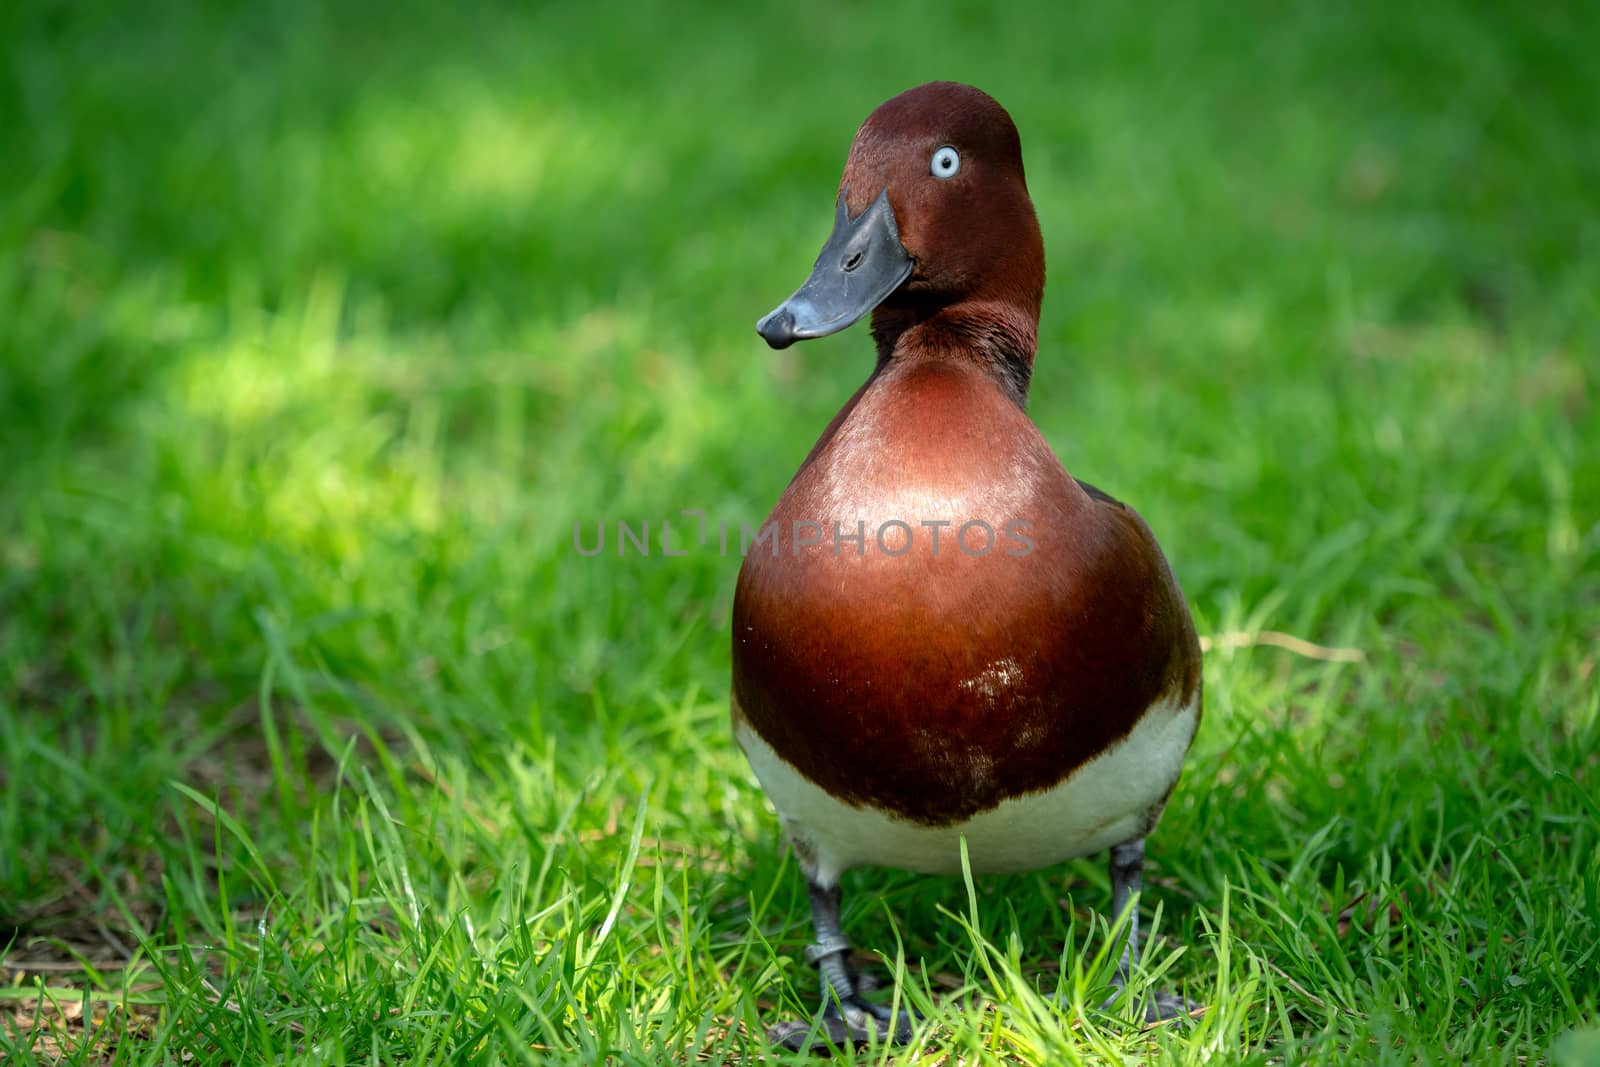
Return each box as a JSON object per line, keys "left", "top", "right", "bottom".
{"left": 870, "top": 298, "right": 1037, "bottom": 408}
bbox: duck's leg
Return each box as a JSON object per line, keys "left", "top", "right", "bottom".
{"left": 1104, "top": 837, "right": 1198, "bottom": 1022}
{"left": 767, "top": 877, "right": 918, "bottom": 1051}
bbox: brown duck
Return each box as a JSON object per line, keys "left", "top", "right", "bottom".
{"left": 733, "top": 81, "right": 1203, "bottom": 1050}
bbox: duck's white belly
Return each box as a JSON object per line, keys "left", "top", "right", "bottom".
{"left": 735, "top": 692, "right": 1198, "bottom": 887}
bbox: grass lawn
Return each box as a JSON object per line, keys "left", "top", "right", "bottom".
{"left": 3, "top": 1, "right": 1599, "bottom": 1062}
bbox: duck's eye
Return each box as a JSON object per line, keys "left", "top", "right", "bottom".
{"left": 930, "top": 145, "right": 961, "bottom": 179}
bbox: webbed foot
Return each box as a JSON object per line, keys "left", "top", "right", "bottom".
{"left": 768, "top": 994, "right": 918, "bottom": 1051}
{"left": 1099, "top": 984, "right": 1201, "bottom": 1024}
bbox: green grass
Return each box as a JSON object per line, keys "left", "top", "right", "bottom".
{"left": 2, "top": 0, "right": 1598, "bottom": 1062}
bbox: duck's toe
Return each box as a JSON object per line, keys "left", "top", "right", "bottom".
{"left": 1142, "top": 989, "right": 1202, "bottom": 1024}
{"left": 767, "top": 1015, "right": 854, "bottom": 1052}
{"left": 1097, "top": 986, "right": 1202, "bottom": 1025}
{"left": 768, "top": 996, "right": 919, "bottom": 1051}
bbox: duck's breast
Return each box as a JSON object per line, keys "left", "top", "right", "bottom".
{"left": 732, "top": 362, "right": 1198, "bottom": 829}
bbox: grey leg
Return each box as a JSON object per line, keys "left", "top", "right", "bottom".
{"left": 804, "top": 881, "right": 859, "bottom": 1005}
{"left": 768, "top": 876, "right": 918, "bottom": 1051}
{"left": 1109, "top": 838, "right": 1147, "bottom": 989}
{"left": 1104, "top": 838, "right": 1197, "bottom": 1023}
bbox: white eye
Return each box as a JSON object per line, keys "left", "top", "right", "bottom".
{"left": 930, "top": 145, "right": 961, "bottom": 179}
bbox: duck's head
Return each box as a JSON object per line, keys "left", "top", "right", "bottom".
{"left": 757, "top": 82, "right": 1044, "bottom": 356}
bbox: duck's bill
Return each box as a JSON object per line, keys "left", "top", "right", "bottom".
{"left": 756, "top": 188, "right": 914, "bottom": 350}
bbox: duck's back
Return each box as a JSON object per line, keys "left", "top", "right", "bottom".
{"left": 731, "top": 360, "right": 1200, "bottom": 841}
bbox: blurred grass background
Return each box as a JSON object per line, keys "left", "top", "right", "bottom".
{"left": 1, "top": 0, "right": 1597, "bottom": 1063}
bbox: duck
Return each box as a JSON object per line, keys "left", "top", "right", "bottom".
{"left": 732, "top": 81, "right": 1203, "bottom": 1050}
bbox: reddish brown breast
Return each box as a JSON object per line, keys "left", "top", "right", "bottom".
{"left": 732, "top": 357, "right": 1199, "bottom": 825}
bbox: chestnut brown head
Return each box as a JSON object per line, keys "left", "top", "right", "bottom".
{"left": 757, "top": 82, "right": 1045, "bottom": 350}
